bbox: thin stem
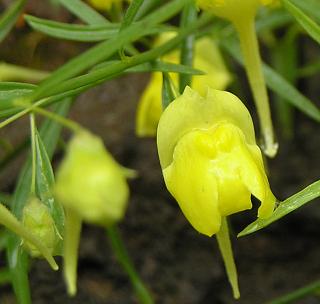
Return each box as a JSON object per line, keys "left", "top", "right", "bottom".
{"left": 32, "top": 107, "right": 82, "bottom": 133}
{"left": 0, "top": 203, "right": 58, "bottom": 270}
{"left": 29, "top": 114, "right": 36, "bottom": 194}
{"left": 107, "top": 225, "right": 154, "bottom": 304}
{"left": 63, "top": 208, "right": 82, "bottom": 296}
{"left": 0, "top": 97, "right": 49, "bottom": 129}
{"left": 268, "top": 279, "right": 320, "bottom": 304}
{"left": 216, "top": 217, "right": 240, "bottom": 299}
{"left": 235, "top": 18, "right": 278, "bottom": 157}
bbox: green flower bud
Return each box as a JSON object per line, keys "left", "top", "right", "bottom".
{"left": 55, "top": 131, "right": 129, "bottom": 226}
{"left": 22, "top": 197, "right": 60, "bottom": 257}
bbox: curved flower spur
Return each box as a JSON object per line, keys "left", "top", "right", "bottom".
{"left": 197, "top": 0, "right": 280, "bottom": 157}
{"left": 157, "top": 86, "right": 276, "bottom": 297}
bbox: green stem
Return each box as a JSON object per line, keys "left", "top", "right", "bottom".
{"left": 63, "top": 208, "right": 82, "bottom": 296}
{"left": 0, "top": 203, "right": 58, "bottom": 270}
{"left": 32, "top": 107, "right": 82, "bottom": 133}
{"left": 29, "top": 114, "right": 36, "bottom": 194}
{"left": 235, "top": 18, "right": 278, "bottom": 158}
{"left": 216, "top": 217, "right": 240, "bottom": 299}
{"left": 107, "top": 225, "right": 154, "bottom": 304}
{"left": 268, "top": 279, "right": 320, "bottom": 304}
{"left": 0, "top": 62, "right": 49, "bottom": 82}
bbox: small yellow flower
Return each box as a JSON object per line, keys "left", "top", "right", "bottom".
{"left": 87, "top": 0, "right": 130, "bottom": 11}
{"left": 22, "top": 197, "right": 60, "bottom": 257}
{"left": 136, "top": 34, "right": 231, "bottom": 137}
{"left": 157, "top": 87, "right": 275, "bottom": 236}
{"left": 196, "top": 0, "right": 279, "bottom": 20}
{"left": 55, "top": 131, "right": 129, "bottom": 226}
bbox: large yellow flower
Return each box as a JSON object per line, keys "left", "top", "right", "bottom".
{"left": 157, "top": 87, "right": 275, "bottom": 237}
{"left": 136, "top": 34, "right": 231, "bottom": 137}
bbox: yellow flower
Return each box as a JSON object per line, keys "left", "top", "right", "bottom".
{"left": 196, "top": 0, "right": 279, "bottom": 20}
{"left": 22, "top": 197, "right": 60, "bottom": 257}
{"left": 88, "top": 0, "right": 130, "bottom": 11}
{"left": 55, "top": 130, "right": 129, "bottom": 226}
{"left": 136, "top": 34, "right": 231, "bottom": 137}
{"left": 157, "top": 87, "right": 275, "bottom": 237}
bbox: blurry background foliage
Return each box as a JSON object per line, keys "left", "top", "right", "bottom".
{"left": 0, "top": 0, "right": 319, "bottom": 303}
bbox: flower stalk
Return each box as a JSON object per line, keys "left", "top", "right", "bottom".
{"left": 216, "top": 217, "right": 240, "bottom": 299}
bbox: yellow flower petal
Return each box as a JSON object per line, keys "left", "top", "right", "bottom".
{"left": 136, "top": 73, "right": 163, "bottom": 137}
{"left": 163, "top": 130, "right": 221, "bottom": 236}
{"left": 158, "top": 87, "right": 256, "bottom": 169}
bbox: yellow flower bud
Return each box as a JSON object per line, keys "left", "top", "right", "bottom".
{"left": 87, "top": 0, "right": 130, "bottom": 11}
{"left": 136, "top": 33, "right": 231, "bottom": 137}
{"left": 196, "top": 0, "right": 279, "bottom": 22}
{"left": 22, "top": 197, "right": 60, "bottom": 257}
{"left": 157, "top": 87, "right": 276, "bottom": 237}
{"left": 55, "top": 131, "right": 129, "bottom": 226}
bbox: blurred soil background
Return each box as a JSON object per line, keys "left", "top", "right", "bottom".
{"left": 0, "top": 1, "right": 320, "bottom": 303}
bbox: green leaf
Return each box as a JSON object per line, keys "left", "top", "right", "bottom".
{"left": 0, "top": 0, "right": 26, "bottom": 43}
{"left": 238, "top": 180, "right": 320, "bottom": 237}
{"left": 179, "top": 1, "right": 197, "bottom": 93}
{"left": 29, "top": 0, "right": 192, "bottom": 102}
{"left": 221, "top": 38, "right": 320, "bottom": 123}
{"left": 57, "top": 0, "right": 108, "bottom": 25}
{"left": 31, "top": 14, "right": 209, "bottom": 99}
{"left": 162, "top": 72, "right": 176, "bottom": 109}
{"left": 25, "top": 15, "right": 119, "bottom": 42}
{"left": 267, "top": 279, "right": 320, "bottom": 304}
{"left": 120, "top": 0, "right": 144, "bottom": 30}
{"left": 282, "top": 0, "right": 320, "bottom": 44}
{"left": 7, "top": 99, "right": 71, "bottom": 304}
{"left": 289, "top": 0, "right": 320, "bottom": 23}
{"left": 0, "top": 82, "right": 35, "bottom": 111}
{"left": 94, "top": 60, "right": 204, "bottom": 75}
{"left": 34, "top": 128, "right": 64, "bottom": 253}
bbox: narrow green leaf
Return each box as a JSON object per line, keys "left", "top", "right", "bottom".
{"left": 282, "top": 0, "right": 320, "bottom": 44}
{"left": 29, "top": 0, "right": 192, "bottom": 102}
{"left": 120, "top": 0, "right": 144, "bottom": 30}
{"left": 25, "top": 15, "right": 118, "bottom": 42}
{"left": 238, "top": 180, "right": 320, "bottom": 237}
{"left": 267, "top": 279, "right": 320, "bottom": 304}
{"left": 31, "top": 14, "right": 209, "bottom": 99}
{"left": 221, "top": 38, "right": 320, "bottom": 123}
{"left": 95, "top": 60, "right": 204, "bottom": 75}
{"left": 7, "top": 99, "right": 71, "bottom": 304}
{"left": 107, "top": 226, "right": 154, "bottom": 304}
{"left": 57, "top": 0, "right": 108, "bottom": 25}
{"left": 0, "top": 0, "right": 26, "bottom": 43}
{"left": 34, "top": 128, "right": 64, "bottom": 253}
{"left": 0, "top": 82, "right": 35, "bottom": 111}
{"left": 162, "top": 72, "right": 176, "bottom": 109}
{"left": 289, "top": 0, "right": 320, "bottom": 23}
{"left": 179, "top": 2, "right": 197, "bottom": 93}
